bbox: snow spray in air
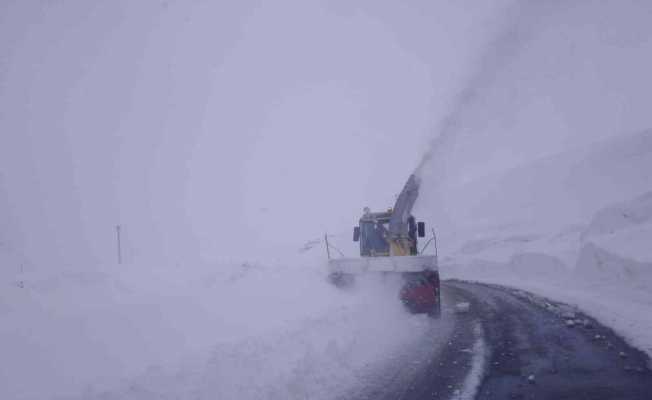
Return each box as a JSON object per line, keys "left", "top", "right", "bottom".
{"left": 413, "top": 1, "right": 541, "bottom": 181}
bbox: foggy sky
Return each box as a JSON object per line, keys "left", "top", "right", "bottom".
{"left": 4, "top": 1, "right": 649, "bottom": 270}
{"left": 0, "top": 0, "right": 511, "bottom": 268}
{"left": 415, "top": 0, "right": 652, "bottom": 251}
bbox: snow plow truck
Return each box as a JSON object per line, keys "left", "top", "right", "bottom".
{"left": 328, "top": 174, "right": 441, "bottom": 317}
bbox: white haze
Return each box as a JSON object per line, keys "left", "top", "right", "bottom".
{"left": 415, "top": 0, "right": 652, "bottom": 249}
{"left": 0, "top": 0, "right": 511, "bottom": 268}
{"left": 1, "top": 2, "right": 509, "bottom": 399}
{"left": 3, "top": 1, "right": 652, "bottom": 399}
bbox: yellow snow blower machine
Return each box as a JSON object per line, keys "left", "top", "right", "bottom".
{"left": 327, "top": 174, "right": 441, "bottom": 316}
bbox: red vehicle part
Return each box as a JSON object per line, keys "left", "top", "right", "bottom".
{"left": 400, "top": 270, "right": 441, "bottom": 317}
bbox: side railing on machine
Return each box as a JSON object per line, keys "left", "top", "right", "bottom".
{"left": 324, "top": 233, "right": 345, "bottom": 260}
{"left": 419, "top": 229, "right": 438, "bottom": 257}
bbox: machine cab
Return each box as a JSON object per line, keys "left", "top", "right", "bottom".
{"left": 353, "top": 208, "right": 425, "bottom": 257}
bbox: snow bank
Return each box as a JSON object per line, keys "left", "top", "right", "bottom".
{"left": 436, "top": 130, "right": 652, "bottom": 358}
{"left": 582, "top": 192, "right": 652, "bottom": 263}
{"left": 0, "top": 260, "right": 436, "bottom": 400}
{"left": 575, "top": 242, "right": 652, "bottom": 285}
{"left": 582, "top": 192, "right": 652, "bottom": 238}
{"left": 444, "top": 190, "right": 652, "bottom": 358}
{"left": 419, "top": 130, "right": 652, "bottom": 258}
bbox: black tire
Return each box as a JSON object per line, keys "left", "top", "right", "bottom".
{"left": 328, "top": 272, "right": 355, "bottom": 288}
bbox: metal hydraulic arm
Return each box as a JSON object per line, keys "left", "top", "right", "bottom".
{"left": 388, "top": 174, "right": 420, "bottom": 255}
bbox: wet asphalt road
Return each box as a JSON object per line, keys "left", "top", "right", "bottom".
{"left": 357, "top": 281, "right": 652, "bottom": 400}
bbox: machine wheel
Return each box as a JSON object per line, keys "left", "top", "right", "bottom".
{"left": 328, "top": 272, "right": 355, "bottom": 288}
{"left": 400, "top": 271, "right": 441, "bottom": 315}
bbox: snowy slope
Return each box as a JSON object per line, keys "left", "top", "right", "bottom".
{"left": 582, "top": 192, "right": 652, "bottom": 263}
{"left": 441, "top": 133, "right": 652, "bottom": 357}
{"left": 0, "top": 259, "right": 441, "bottom": 400}
{"left": 430, "top": 130, "right": 652, "bottom": 250}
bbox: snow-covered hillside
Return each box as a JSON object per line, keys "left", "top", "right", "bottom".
{"left": 423, "top": 130, "right": 652, "bottom": 249}
{"left": 441, "top": 132, "right": 652, "bottom": 358}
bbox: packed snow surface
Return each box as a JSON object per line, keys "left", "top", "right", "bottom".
{"left": 0, "top": 260, "right": 439, "bottom": 400}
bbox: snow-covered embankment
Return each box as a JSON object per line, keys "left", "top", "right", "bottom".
{"left": 0, "top": 260, "right": 435, "bottom": 400}
{"left": 442, "top": 132, "right": 652, "bottom": 358}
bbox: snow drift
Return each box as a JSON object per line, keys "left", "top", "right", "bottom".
{"left": 442, "top": 132, "right": 652, "bottom": 358}
{"left": 0, "top": 260, "right": 440, "bottom": 400}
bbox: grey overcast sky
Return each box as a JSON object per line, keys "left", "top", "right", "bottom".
{"left": 5, "top": 1, "right": 650, "bottom": 268}
{"left": 0, "top": 0, "right": 512, "bottom": 267}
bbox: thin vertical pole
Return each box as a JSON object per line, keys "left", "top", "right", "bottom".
{"left": 116, "top": 225, "right": 122, "bottom": 264}
{"left": 324, "top": 234, "right": 331, "bottom": 260}
{"left": 18, "top": 263, "right": 24, "bottom": 289}
{"left": 432, "top": 229, "right": 438, "bottom": 258}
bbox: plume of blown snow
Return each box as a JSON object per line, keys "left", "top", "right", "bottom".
{"left": 414, "top": 0, "right": 542, "bottom": 180}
